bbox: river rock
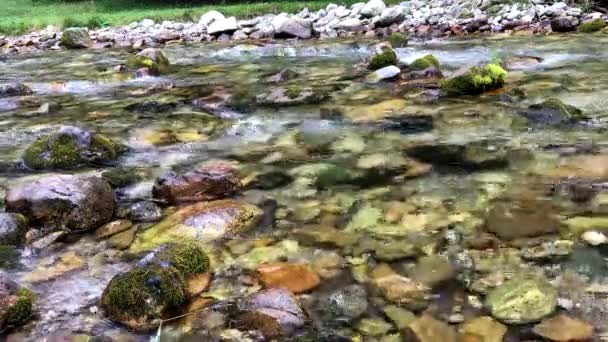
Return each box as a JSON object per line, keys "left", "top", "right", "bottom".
{"left": 407, "top": 255, "right": 455, "bottom": 287}
{"left": 200, "top": 10, "right": 225, "bottom": 27}
{"left": 461, "top": 316, "right": 507, "bottom": 342}
{"left": 61, "top": 27, "right": 92, "bottom": 48}
{"left": 128, "top": 201, "right": 162, "bottom": 222}
{"left": 522, "top": 98, "right": 586, "bottom": 125}
{"left": 318, "top": 284, "right": 368, "bottom": 322}
{"left": 367, "top": 65, "right": 401, "bottom": 82}
{"left": 357, "top": 318, "right": 393, "bottom": 336}
{"left": 0, "top": 275, "right": 34, "bottom": 332}
{"left": 578, "top": 18, "right": 606, "bottom": 33}
{"left": 485, "top": 274, "right": 557, "bottom": 324}
{"left": 5, "top": 175, "right": 114, "bottom": 232}
{"left": 367, "top": 42, "right": 397, "bottom": 70}
{"left": 152, "top": 162, "right": 241, "bottom": 204}
{"left": 374, "top": 7, "right": 405, "bottom": 27}
{"left": 129, "top": 199, "right": 263, "bottom": 252}
{"left": 410, "top": 315, "right": 459, "bottom": 342}
{"left": 23, "top": 250, "right": 85, "bottom": 283}
{"left": 551, "top": 15, "right": 579, "bottom": 32}
{"left": 101, "top": 243, "right": 210, "bottom": 331}
{"left": 532, "top": 314, "right": 593, "bottom": 341}
{"left": 207, "top": 16, "right": 239, "bottom": 35}
{"left": 256, "top": 262, "right": 320, "bottom": 293}
{"left": 485, "top": 195, "right": 559, "bottom": 240}
{"left": 371, "top": 264, "right": 430, "bottom": 310}
{"left": 96, "top": 219, "right": 133, "bottom": 239}
{"left": 238, "top": 288, "right": 306, "bottom": 338}
{"left": 440, "top": 63, "right": 507, "bottom": 95}
{"left": 361, "top": 0, "right": 387, "bottom": 18}
{"left": 0, "top": 213, "right": 28, "bottom": 247}
{"left": 274, "top": 18, "right": 312, "bottom": 39}
{"left": 129, "top": 48, "right": 170, "bottom": 75}
{"left": 0, "top": 83, "right": 32, "bottom": 98}
{"left": 334, "top": 18, "right": 364, "bottom": 31}
{"left": 23, "top": 126, "right": 120, "bottom": 170}
{"left": 406, "top": 139, "right": 509, "bottom": 170}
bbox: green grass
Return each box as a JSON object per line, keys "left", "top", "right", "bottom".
{"left": 0, "top": 0, "right": 389, "bottom": 35}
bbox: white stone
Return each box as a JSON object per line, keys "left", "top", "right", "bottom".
{"left": 200, "top": 10, "right": 226, "bottom": 27}
{"left": 367, "top": 65, "right": 401, "bottom": 82}
{"left": 207, "top": 17, "right": 239, "bottom": 35}
{"left": 361, "top": 0, "right": 387, "bottom": 18}
{"left": 141, "top": 19, "right": 155, "bottom": 28}
{"left": 582, "top": 231, "right": 608, "bottom": 246}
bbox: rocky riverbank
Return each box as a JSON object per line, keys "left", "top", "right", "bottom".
{"left": 1, "top": 0, "right": 607, "bottom": 55}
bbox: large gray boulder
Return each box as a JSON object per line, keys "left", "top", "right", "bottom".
{"left": 274, "top": 17, "right": 313, "bottom": 39}
{"left": 5, "top": 175, "right": 114, "bottom": 232}
{"left": 361, "top": 0, "right": 387, "bottom": 18}
{"left": 207, "top": 16, "right": 239, "bottom": 35}
{"left": 199, "top": 10, "right": 225, "bottom": 27}
{"left": 374, "top": 7, "right": 405, "bottom": 27}
{"left": 61, "top": 27, "right": 92, "bottom": 49}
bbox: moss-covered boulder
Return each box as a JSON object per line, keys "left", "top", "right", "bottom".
{"left": 440, "top": 64, "right": 507, "bottom": 95}
{"left": 0, "top": 275, "right": 35, "bottom": 332}
{"left": 129, "top": 199, "right": 263, "bottom": 252}
{"left": 61, "top": 27, "right": 92, "bottom": 49}
{"left": 128, "top": 48, "right": 170, "bottom": 75}
{"left": 485, "top": 274, "right": 557, "bottom": 324}
{"left": 23, "top": 126, "right": 121, "bottom": 170}
{"left": 522, "top": 98, "right": 587, "bottom": 125}
{"left": 102, "top": 167, "right": 145, "bottom": 188}
{"left": 0, "top": 213, "right": 28, "bottom": 247}
{"left": 368, "top": 43, "right": 398, "bottom": 70}
{"left": 578, "top": 18, "right": 606, "bottom": 33}
{"left": 101, "top": 243, "right": 210, "bottom": 331}
{"left": 409, "top": 54, "right": 440, "bottom": 71}
{"left": 388, "top": 32, "right": 408, "bottom": 48}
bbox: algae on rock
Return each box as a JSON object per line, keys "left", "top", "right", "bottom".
{"left": 441, "top": 64, "right": 507, "bottom": 95}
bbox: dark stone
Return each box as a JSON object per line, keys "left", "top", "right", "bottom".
{"left": 0, "top": 213, "right": 28, "bottom": 247}
{"left": 0, "top": 83, "right": 33, "bottom": 98}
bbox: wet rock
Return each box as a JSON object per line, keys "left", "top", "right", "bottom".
{"left": 265, "top": 68, "right": 300, "bottom": 83}
{"left": 236, "top": 240, "right": 300, "bottom": 270}
{"left": 410, "top": 315, "right": 459, "bottom": 342}
{"left": 532, "top": 314, "right": 593, "bottom": 341}
{"left": 367, "top": 42, "right": 397, "bottom": 70}
{"left": 371, "top": 264, "right": 431, "bottom": 310}
{"left": 294, "top": 225, "right": 361, "bottom": 248}
{"left": 128, "top": 201, "right": 162, "bottom": 222}
{"left": 406, "top": 255, "right": 455, "bottom": 287}
{"left": 440, "top": 63, "right": 507, "bottom": 95}
{"left": 101, "top": 243, "right": 210, "bottom": 331}
{"left": 388, "top": 32, "right": 408, "bottom": 48}
{"left": 129, "top": 199, "right": 263, "bottom": 252}
{"left": 578, "top": 18, "right": 606, "bottom": 33}
{"left": 207, "top": 16, "right": 239, "bottom": 35}
{"left": 318, "top": 284, "right": 368, "bottom": 323}
{"left": 23, "top": 250, "right": 85, "bottom": 283}
{"left": 375, "top": 7, "right": 405, "bottom": 27}
{"left": 102, "top": 167, "right": 144, "bottom": 188}
{"left": 96, "top": 219, "right": 133, "bottom": 239}
{"left": 61, "top": 27, "right": 92, "bottom": 48}
{"left": 367, "top": 65, "right": 401, "bottom": 82}
{"left": 128, "top": 48, "right": 170, "bottom": 75}
{"left": 5, "top": 175, "right": 114, "bottom": 231}
{"left": 582, "top": 230, "right": 608, "bottom": 246}
{"left": 551, "top": 15, "right": 579, "bottom": 32}
{"left": 485, "top": 274, "right": 557, "bottom": 324}
{"left": 238, "top": 288, "right": 306, "bottom": 338}
{"left": 0, "top": 213, "right": 28, "bottom": 247}
{"left": 152, "top": 162, "right": 241, "bottom": 204}
{"left": 274, "top": 18, "right": 312, "bottom": 39}
{"left": 564, "top": 246, "right": 608, "bottom": 280}
{"left": 256, "top": 86, "right": 328, "bottom": 107}
{"left": 461, "top": 316, "right": 507, "bottom": 342}
{"left": 520, "top": 240, "right": 573, "bottom": 260}
{"left": 503, "top": 55, "right": 542, "bottom": 71}
{"left": 356, "top": 236, "right": 418, "bottom": 261}
{"left": 107, "top": 227, "right": 137, "bottom": 250}
{"left": 0, "top": 275, "right": 34, "bottom": 332}
{"left": 522, "top": 98, "right": 586, "bottom": 125}
{"left": 250, "top": 171, "right": 293, "bottom": 190}
{"left": 361, "top": 0, "right": 386, "bottom": 18}
{"left": 409, "top": 54, "right": 440, "bottom": 71}
{"left": 357, "top": 318, "right": 393, "bottom": 336}
{"left": 23, "top": 126, "right": 120, "bottom": 169}
{"left": 256, "top": 262, "right": 320, "bottom": 293}
{"left": 0, "top": 83, "right": 32, "bottom": 98}
{"left": 485, "top": 197, "right": 559, "bottom": 240}
{"left": 383, "top": 305, "right": 416, "bottom": 329}
{"left": 406, "top": 139, "right": 510, "bottom": 171}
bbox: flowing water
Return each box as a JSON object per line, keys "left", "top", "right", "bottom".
{"left": 2, "top": 33, "right": 608, "bottom": 340}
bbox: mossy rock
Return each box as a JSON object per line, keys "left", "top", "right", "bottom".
{"left": 101, "top": 243, "right": 210, "bottom": 331}
{"left": 0, "top": 245, "right": 20, "bottom": 269}
{"left": 23, "top": 127, "right": 121, "bottom": 170}
{"left": 409, "top": 54, "right": 440, "bottom": 71}
{"left": 0, "top": 213, "right": 28, "bottom": 247}
{"left": 128, "top": 48, "right": 170, "bottom": 75}
{"left": 440, "top": 63, "right": 507, "bottom": 95}
{"left": 2, "top": 288, "right": 35, "bottom": 330}
{"left": 388, "top": 33, "right": 408, "bottom": 48}
{"left": 369, "top": 46, "right": 398, "bottom": 70}
{"left": 523, "top": 98, "right": 586, "bottom": 125}
{"left": 61, "top": 27, "right": 92, "bottom": 49}
{"left": 578, "top": 19, "right": 606, "bottom": 33}
{"left": 102, "top": 167, "right": 144, "bottom": 188}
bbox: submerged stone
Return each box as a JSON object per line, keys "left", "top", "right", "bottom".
{"left": 238, "top": 288, "right": 306, "bottom": 338}
{"left": 406, "top": 139, "right": 510, "bottom": 170}
{"left": 440, "top": 64, "right": 507, "bottom": 95}
{"left": 367, "top": 65, "right": 401, "bottom": 82}
{"left": 0, "top": 83, "right": 32, "bottom": 98}
{"left": 485, "top": 198, "right": 560, "bottom": 240}
{"left": 102, "top": 167, "right": 144, "bottom": 188}
{"left": 0, "top": 275, "right": 34, "bottom": 332}
{"left": 522, "top": 98, "right": 586, "bottom": 125}
{"left": 461, "top": 316, "right": 507, "bottom": 342}
{"left": 23, "top": 126, "right": 120, "bottom": 170}
{"left": 410, "top": 315, "right": 459, "bottom": 342}
{"left": 128, "top": 48, "right": 170, "bottom": 75}
{"left": 317, "top": 284, "right": 368, "bottom": 323}
{"left": 532, "top": 314, "right": 594, "bottom": 341}
{"left": 409, "top": 54, "right": 440, "bottom": 71}
{"left": 129, "top": 199, "right": 263, "bottom": 252}
{"left": 485, "top": 274, "right": 557, "bottom": 324}
{"left": 256, "top": 262, "right": 320, "bottom": 293}
{"left": 5, "top": 175, "right": 114, "bottom": 232}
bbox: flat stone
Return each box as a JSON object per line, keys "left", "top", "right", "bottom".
{"left": 533, "top": 314, "right": 593, "bottom": 341}
{"left": 410, "top": 315, "right": 459, "bottom": 342}
{"left": 95, "top": 220, "right": 133, "bottom": 239}
{"left": 256, "top": 263, "right": 320, "bottom": 293}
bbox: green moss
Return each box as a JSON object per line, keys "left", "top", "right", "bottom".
{"left": 440, "top": 63, "right": 507, "bottom": 95}
{"left": 285, "top": 87, "right": 302, "bottom": 99}
{"left": 0, "top": 245, "right": 19, "bottom": 269}
{"left": 388, "top": 33, "right": 408, "bottom": 48}
{"left": 90, "top": 134, "right": 119, "bottom": 160}
{"left": 317, "top": 164, "right": 353, "bottom": 188}
{"left": 578, "top": 19, "right": 606, "bottom": 33}
{"left": 529, "top": 98, "right": 586, "bottom": 121}
{"left": 369, "top": 48, "right": 398, "bottom": 70}
{"left": 6, "top": 288, "right": 34, "bottom": 328}
{"left": 101, "top": 264, "right": 187, "bottom": 321}
{"left": 409, "top": 54, "right": 440, "bottom": 71}
{"left": 102, "top": 167, "right": 143, "bottom": 188}
{"left": 156, "top": 243, "right": 210, "bottom": 276}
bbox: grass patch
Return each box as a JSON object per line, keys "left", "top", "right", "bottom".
{"left": 0, "top": 0, "right": 400, "bottom": 35}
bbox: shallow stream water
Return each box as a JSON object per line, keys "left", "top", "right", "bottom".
{"left": 2, "top": 33, "right": 608, "bottom": 341}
